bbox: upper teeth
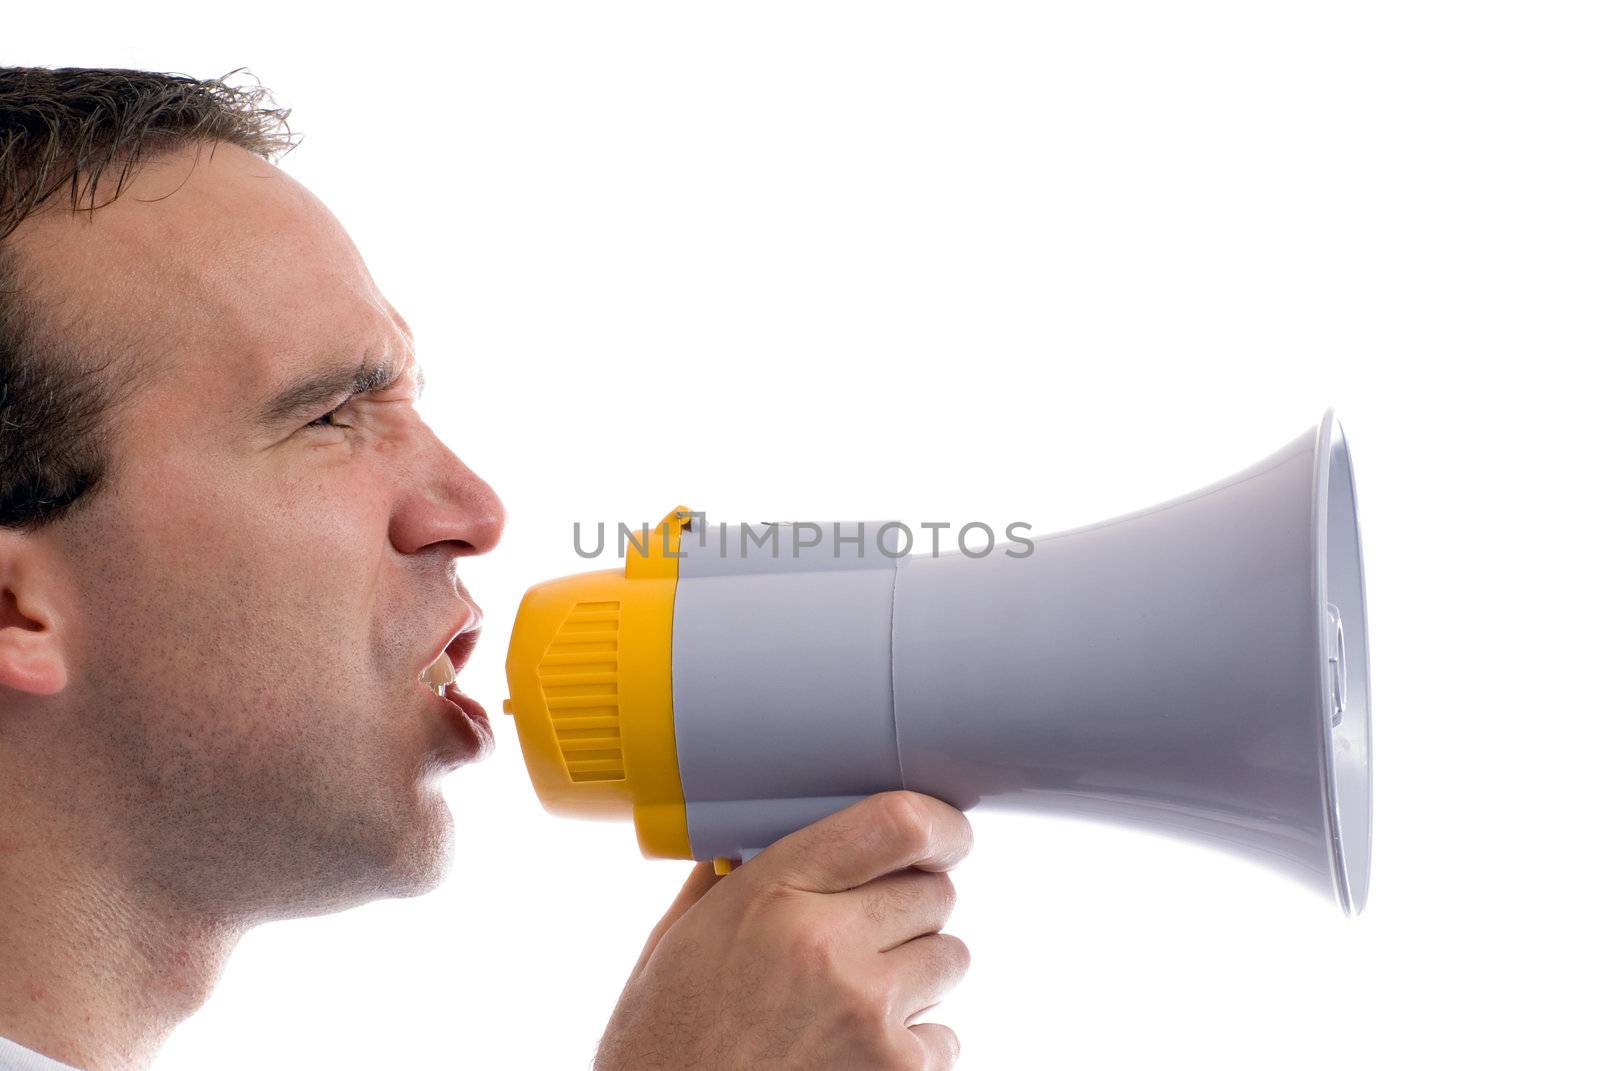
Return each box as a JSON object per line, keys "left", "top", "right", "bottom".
{"left": 422, "top": 650, "right": 457, "bottom": 694}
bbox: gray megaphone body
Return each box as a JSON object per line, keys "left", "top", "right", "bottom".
{"left": 503, "top": 410, "right": 1372, "bottom": 914}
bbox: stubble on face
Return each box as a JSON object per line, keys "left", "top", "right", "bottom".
{"left": 16, "top": 142, "right": 477, "bottom": 923}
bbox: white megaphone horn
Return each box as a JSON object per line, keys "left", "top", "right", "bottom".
{"left": 503, "top": 409, "right": 1373, "bottom": 914}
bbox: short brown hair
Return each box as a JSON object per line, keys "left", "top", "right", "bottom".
{"left": 0, "top": 67, "right": 296, "bottom": 527}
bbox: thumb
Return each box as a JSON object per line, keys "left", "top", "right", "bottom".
{"left": 625, "top": 861, "right": 720, "bottom": 984}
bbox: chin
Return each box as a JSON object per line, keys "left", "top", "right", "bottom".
{"left": 264, "top": 785, "right": 458, "bottom": 920}
{"left": 384, "top": 791, "right": 458, "bottom": 899}
{"left": 350, "top": 779, "right": 458, "bottom": 905}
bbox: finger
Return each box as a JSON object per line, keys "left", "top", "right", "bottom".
{"left": 748, "top": 791, "right": 973, "bottom": 894}
{"left": 884, "top": 932, "right": 971, "bottom": 1022}
{"left": 837, "top": 868, "right": 958, "bottom": 951}
{"left": 907, "top": 1022, "right": 961, "bottom": 1069}
{"left": 626, "top": 861, "right": 720, "bottom": 983}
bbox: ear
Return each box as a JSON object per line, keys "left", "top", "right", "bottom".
{"left": 0, "top": 529, "right": 69, "bottom": 696}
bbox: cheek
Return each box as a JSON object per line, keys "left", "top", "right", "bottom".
{"left": 84, "top": 453, "right": 398, "bottom": 687}
{"left": 162, "top": 450, "right": 390, "bottom": 587}
{"left": 245, "top": 478, "right": 387, "bottom": 602}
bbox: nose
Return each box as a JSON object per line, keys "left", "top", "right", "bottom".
{"left": 389, "top": 436, "right": 507, "bottom": 559}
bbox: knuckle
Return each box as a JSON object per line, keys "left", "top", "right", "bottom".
{"left": 884, "top": 1037, "right": 937, "bottom": 1071}
{"left": 951, "top": 809, "right": 975, "bottom": 857}
{"left": 743, "top": 874, "right": 801, "bottom": 918}
{"left": 831, "top": 975, "right": 923, "bottom": 1069}
{"left": 789, "top": 919, "right": 845, "bottom": 977}
{"left": 860, "top": 885, "right": 895, "bottom": 925}
{"left": 864, "top": 1039, "right": 912, "bottom": 1071}
{"left": 912, "top": 1025, "right": 961, "bottom": 1068}
{"left": 844, "top": 989, "right": 893, "bottom": 1035}
{"left": 845, "top": 1004, "right": 905, "bottom": 1064}
{"left": 874, "top": 791, "right": 934, "bottom": 853}
{"left": 940, "top": 933, "right": 972, "bottom": 978}
{"left": 922, "top": 871, "right": 958, "bottom": 918}
{"left": 865, "top": 875, "right": 918, "bottom": 924}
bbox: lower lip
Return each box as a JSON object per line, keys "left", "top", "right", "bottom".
{"left": 433, "top": 683, "right": 494, "bottom": 757}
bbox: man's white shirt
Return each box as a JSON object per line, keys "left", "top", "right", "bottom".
{"left": 0, "top": 1036, "right": 79, "bottom": 1071}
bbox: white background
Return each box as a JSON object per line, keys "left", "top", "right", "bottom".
{"left": 9, "top": 3, "right": 1599, "bottom": 1068}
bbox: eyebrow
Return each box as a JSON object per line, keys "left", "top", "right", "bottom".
{"left": 258, "top": 354, "right": 424, "bottom": 427}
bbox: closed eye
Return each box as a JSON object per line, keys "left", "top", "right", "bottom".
{"left": 304, "top": 397, "right": 355, "bottom": 431}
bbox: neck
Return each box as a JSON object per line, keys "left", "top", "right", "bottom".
{"left": 0, "top": 819, "right": 241, "bottom": 1071}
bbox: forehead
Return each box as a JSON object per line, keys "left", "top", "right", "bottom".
{"left": 12, "top": 141, "right": 410, "bottom": 414}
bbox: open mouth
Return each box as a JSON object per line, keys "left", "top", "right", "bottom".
{"left": 421, "top": 647, "right": 458, "bottom": 696}
{"left": 419, "top": 608, "right": 483, "bottom": 694}
{"left": 417, "top": 610, "right": 492, "bottom": 753}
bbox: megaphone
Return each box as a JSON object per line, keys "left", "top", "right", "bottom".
{"left": 503, "top": 410, "right": 1372, "bottom": 913}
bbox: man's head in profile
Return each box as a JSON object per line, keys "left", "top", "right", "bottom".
{"left": 0, "top": 68, "right": 506, "bottom": 1069}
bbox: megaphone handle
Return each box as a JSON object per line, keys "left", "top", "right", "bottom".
{"left": 712, "top": 847, "right": 767, "bottom": 875}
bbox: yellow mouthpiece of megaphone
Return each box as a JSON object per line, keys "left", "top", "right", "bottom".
{"left": 502, "top": 506, "right": 694, "bottom": 859}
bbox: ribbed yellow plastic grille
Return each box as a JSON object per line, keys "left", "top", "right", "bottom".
{"left": 538, "top": 600, "right": 625, "bottom": 782}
